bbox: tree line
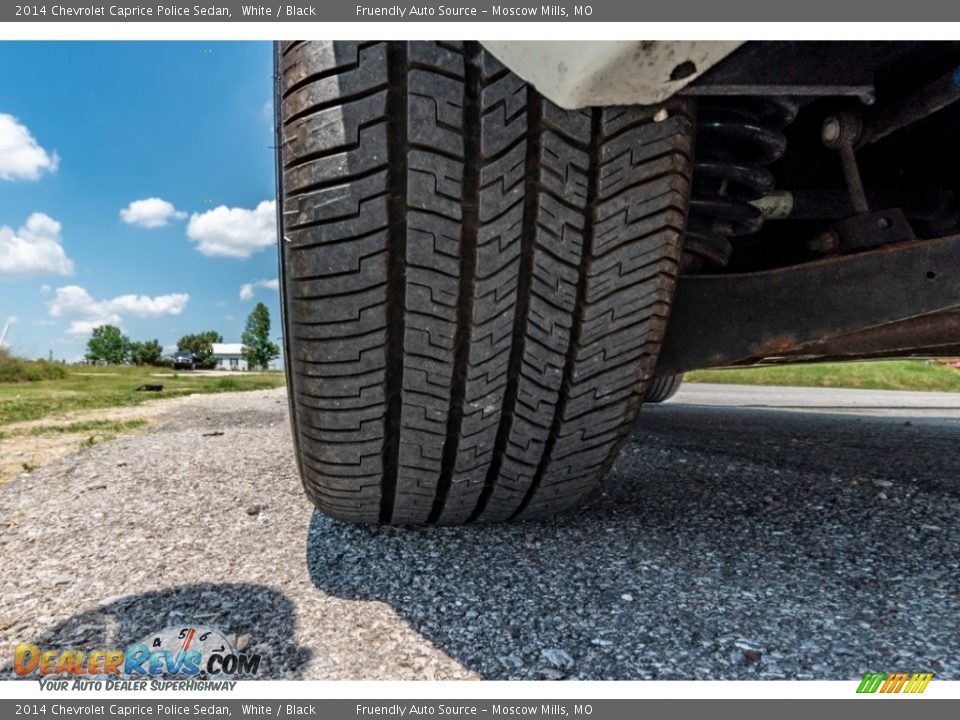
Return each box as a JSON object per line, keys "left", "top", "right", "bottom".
{"left": 84, "top": 302, "right": 281, "bottom": 370}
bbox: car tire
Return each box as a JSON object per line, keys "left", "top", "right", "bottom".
{"left": 644, "top": 374, "right": 684, "bottom": 403}
{"left": 275, "top": 41, "right": 695, "bottom": 524}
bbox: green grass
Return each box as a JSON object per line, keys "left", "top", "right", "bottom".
{"left": 0, "top": 348, "right": 68, "bottom": 383}
{"left": 0, "top": 365, "right": 286, "bottom": 426}
{"left": 21, "top": 419, "right": 148, "bottom": 436}
{"left": 686, "top": 360, "right": 960, "bottom": 392}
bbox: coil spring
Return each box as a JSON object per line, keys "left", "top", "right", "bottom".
{"left": 685, "top": 97, "right": 798, "bottom": 268}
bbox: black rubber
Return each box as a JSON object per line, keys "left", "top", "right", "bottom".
{"left": 276, "top": 41, "right": 694, "bottom": 524}
{"left": 644, "top": 374, "right": 684, "bottom": 403}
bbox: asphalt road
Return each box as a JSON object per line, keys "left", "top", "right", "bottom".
{"left": 1, "top": 383, "right": 957, "bottom": 680}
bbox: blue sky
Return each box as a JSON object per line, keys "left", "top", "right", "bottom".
{"left": 0, "top": 41, "right": 280, "bottom": 361}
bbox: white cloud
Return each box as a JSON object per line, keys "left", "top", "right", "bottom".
{"left": 106, "top": 293, "right": 190, "bottom": 316}
{"left": 6, "top": 315, "right": 18, "bottom": 325}
{"left": 0, "top": 114, "right": 59, "bottom": 181}
{"left": 239, "top": 277, "right": 279, "bottom": 300}
{"left": 186, "top": 200, "right": 276, "bottom": 259}
{"left": 40, "top": 284, "right": 51, "bottom": 295}
{"left": 48, "top": 286, "right": 121, "bottom": 336}
{"left": 66, "top": 318, "right": 118, "bottom": 337}
{"left": 48, "top": 285, "right": 189, "bottom": 337}
{"left": 0, "top": 213, "right": 74, "bottom": 277}
{"left": 120, "top": 197, "right": 187, "bottom": 229}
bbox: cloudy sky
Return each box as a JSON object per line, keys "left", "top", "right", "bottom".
{"left": 0, "top": 41, "right": 280, "bottom": 360}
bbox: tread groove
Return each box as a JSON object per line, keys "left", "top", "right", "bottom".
{"left": 469, "top": 89, "right": 541, "bottom": 522}
{"left": 511, "top": 107, "right": 602, "bottom": 520}
{"left": 429, "top": 42, "right": 482, "bottom": 524}
{"left": 380, "top": 41, "right": 408, "bottom": 523}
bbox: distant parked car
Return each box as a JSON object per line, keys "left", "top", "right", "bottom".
{"left": 171, "top": 351, "right": 196, "bottom": 370}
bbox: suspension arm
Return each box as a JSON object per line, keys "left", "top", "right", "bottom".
{"left": 655, "top": 235, "right": 960, "bottom": 375}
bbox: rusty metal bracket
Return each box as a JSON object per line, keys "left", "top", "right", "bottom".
{"left": 655, "top": 235, "right": 960, "bottom": 375}
{"left": 828, "top": 208, "right": 916, "bottom": 254}
{"left": 682, "top": 41, "right": 875, "bottom": 103}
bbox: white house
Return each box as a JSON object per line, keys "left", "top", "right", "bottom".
{"left": 211, "top": 343, "right": 248, "bottom": 371}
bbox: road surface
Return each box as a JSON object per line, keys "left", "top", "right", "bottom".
{"left": 1, "top": 383, "right": 957, "bottom": 680}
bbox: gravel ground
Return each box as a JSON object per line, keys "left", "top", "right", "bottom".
{"left": 1, "top": 384, "right": 958, "bottom": 680}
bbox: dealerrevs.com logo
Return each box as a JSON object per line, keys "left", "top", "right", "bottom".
{"left": 12, "top": 625, "right": 261, "bottom": 689}
{"left": 857, "top": 672, "right": 934, "bottom": 694}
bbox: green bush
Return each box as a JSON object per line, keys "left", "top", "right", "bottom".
{"left": 0, "top": 349, "right": 69, "bottom": 383}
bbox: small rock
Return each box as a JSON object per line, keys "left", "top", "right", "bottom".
{"left": 538, "top": 667, "right": 566, "bottom": 680}
{"left": 498, "top": 654, "right": 523, "bottom": 670}
{"left": 621, "top": 593, "right": 634, "bottom": 602}
{"left": 235, "top": 633, "right": 252, "bottom": 651}
{"left": 744, "top": 650, "right": 762, "bottom": 663}
{"left": 540, "top": 648, "right": 574, "bottom": 670}
{"left": 920, "top": 524, "right": 942, "bottom": 533}
{"left": 872, "top": 479, "right": 894, "bottom": 489}
{"left": 246, "top": 505, "right": 264, "bottom": 516}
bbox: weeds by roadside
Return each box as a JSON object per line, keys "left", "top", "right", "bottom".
{"left": 0, "top": 364, "right": 285, "bottom": 426}
{"left": 687, "top": 359, "right": 960, "bottom": 392}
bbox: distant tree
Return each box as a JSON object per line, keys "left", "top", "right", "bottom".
{"left": 177, "top": 330, "right": 223, "bottom": 356}
{"left": 129, "top": 339, "right": 164, "bottom": 366}
{"left": 177, "top": 330, "right": 222, "bottom": 369}
{"left": 86, "top": 325, "right": 130, "bottom": 365}
{"left": 241, "top": 303, "right": 280, "bottom": 371}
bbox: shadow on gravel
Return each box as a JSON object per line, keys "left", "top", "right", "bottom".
{"left": 2, "top": 583, "right": 310, "bottom": 679}
{"left": 307, "top": 404, "right": 959, "bottom": 681}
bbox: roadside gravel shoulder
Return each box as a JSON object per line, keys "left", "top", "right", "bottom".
{"left": 0, "top": 388, "right": 474, "bottom": 680}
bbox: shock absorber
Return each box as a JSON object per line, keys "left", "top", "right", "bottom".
{"left": 685, "top": 97, "right": 798, "bottom": 269}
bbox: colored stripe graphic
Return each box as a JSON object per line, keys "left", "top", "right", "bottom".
{"left": 881, "top": 672, "right": 909, "bottom": 693}
{"left": 857, "top": 671, "right": 933, "bottom": 694}
{"left": 857, "top": 672, "right": 886, "bottom": 693}
{"left": 904, "top": 673, "right": 934, "bottom": 694}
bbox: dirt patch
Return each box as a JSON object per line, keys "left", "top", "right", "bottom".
{"left": 0, "top": 393, "right": 202, "bottom": 483}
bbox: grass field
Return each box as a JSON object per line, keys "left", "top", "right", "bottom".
{"left": 0, "top": 365, "right": 287, "bottom": 426}
{"left": 686, "top": 360, "right": 960, "bottom": 392}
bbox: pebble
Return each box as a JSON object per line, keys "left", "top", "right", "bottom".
{"left": 540, "top": 648, "right": 574, "bottom": 670}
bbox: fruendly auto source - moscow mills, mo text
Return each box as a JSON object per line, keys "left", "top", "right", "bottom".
{"left": 355, "top": 5, "right": 591, "bottom": 17}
